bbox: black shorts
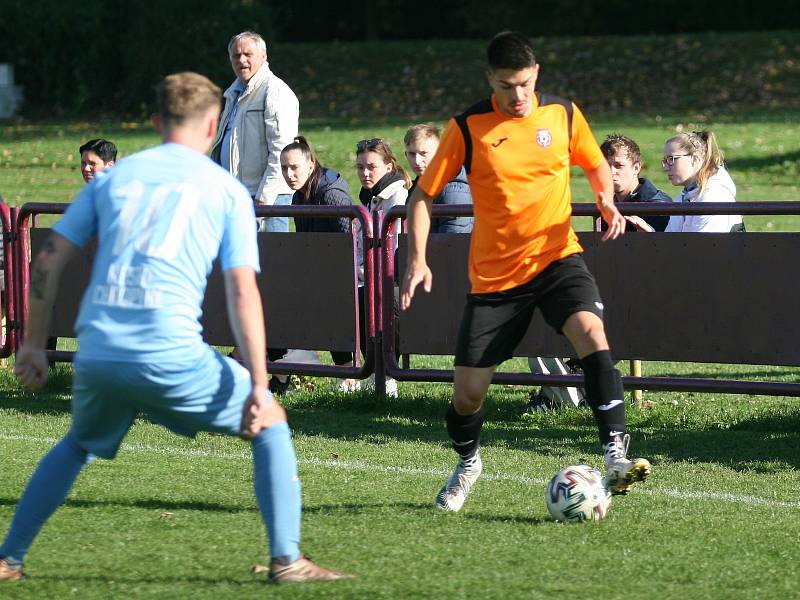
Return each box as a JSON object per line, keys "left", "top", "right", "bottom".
{"left": 454, "top": 254, "right": 604, "bottom": 368}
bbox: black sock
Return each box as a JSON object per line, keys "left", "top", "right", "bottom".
{"left": 445, "top": 403, "right": 486, "bottom": 460}
{"left": 580, "top": 350, "right": 626, "bottom": 447}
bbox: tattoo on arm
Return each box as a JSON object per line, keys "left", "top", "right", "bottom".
{"left": 30, "top": 236, "right": 58, "bottom": 299}
{"left": 31, "top": 265, "right": 48, "bottom": 300}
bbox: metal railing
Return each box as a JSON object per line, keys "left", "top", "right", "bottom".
{"left": 15, "top": 203, "right": 376, "bottom": 383}
{"left": 379, "top": 201, "right": 800, "bottom": 397}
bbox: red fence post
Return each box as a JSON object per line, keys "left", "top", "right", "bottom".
{"left": 0, "top": 204, "right": 15, "bottom": 357}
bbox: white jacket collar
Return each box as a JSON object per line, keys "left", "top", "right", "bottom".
{"left": 226, "top": 62, "right": 271, "bottom": 100}
{"left": 374, "top": 178, "right": 407, "bottom": 200}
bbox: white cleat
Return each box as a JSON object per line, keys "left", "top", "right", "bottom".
{"left": 436, "top": 451, "right": 483, "bottom": 512}
{"left": 603, "top": 433, "right": 651, "bottom": 495}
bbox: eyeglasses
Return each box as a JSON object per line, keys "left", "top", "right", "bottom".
{"left": 661, "top": 154, "right": 691, "bottom": 168}
{"left": 356, "top": 138, "right": 382, "bottom": 152}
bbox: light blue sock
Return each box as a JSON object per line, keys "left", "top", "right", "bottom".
{"left": 251, "top": 422, "right": 302, "bottom": 565}
{"left": 0, "top": 433, "right": 89, "bottom": 565}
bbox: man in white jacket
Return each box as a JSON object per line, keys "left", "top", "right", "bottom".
{"left": 211, "top": 31, "right": 299, "bottom": 232}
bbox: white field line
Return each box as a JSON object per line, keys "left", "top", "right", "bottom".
{"left": 2, "top": 433, "right": 798, "bottom": 509}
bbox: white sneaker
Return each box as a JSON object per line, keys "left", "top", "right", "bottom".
{"left": 603, "top": 433, "right": 651, "bottom": 495}
{"left": 364, "top": 374, "right": 398, "bottom": 398}
{"left": 332, "top": 378, "right": 361, "bottom": 393}
{"left": 384, "top": 377, "right": 399, "bottom": 398}
{"left": 529, "top": 356, "right": 584, "bottom": 408}
{"left": 435, "top": 451, "right": 483, "bottom": 512}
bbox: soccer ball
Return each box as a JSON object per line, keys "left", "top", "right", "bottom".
{"left": 546, "top": 464, "right": 611, "bottom": 522}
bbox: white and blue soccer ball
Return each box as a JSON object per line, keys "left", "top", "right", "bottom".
{"left": 546, "top": 464, "right": 611, "bottom": 522}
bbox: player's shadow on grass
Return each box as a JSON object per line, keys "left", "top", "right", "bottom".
{"left": 465, "top": 513, "right": 548, "bottom": 526}
{"left": 0, "top": 496, "right": 256, "bottom": 514}
{"left": 32, "top": 573, "right": 258, "bottom": 586}
{"left": 306, "top": 501, "right": 549, "bottom": 525}
{"left": 0, "top": 496, "right": 438, "bottom": 518}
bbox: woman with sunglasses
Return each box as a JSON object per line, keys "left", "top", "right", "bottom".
{"left": 355, "top": 138, "right": 412, "bottom": 398}
{"left": 662, "top": 130, "right": 744, "bottom": 232}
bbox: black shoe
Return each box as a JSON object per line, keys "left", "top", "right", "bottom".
{"left": 269, "top": 376, "right": 295, "bottom": 395}
{"left": 564, "top": 359, "right": 587, "bottom": 405}
{"left": 525, "top": 390, "right": 557, "bottom": 414}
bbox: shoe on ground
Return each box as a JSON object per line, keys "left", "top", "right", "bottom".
{"left": 525, "top": 389, "right": 557, "bottom": 414}
{"left": 267, "top": 555, "right": 354, "bottom": 584}
{"left": 603, "top": 433, "right": 651, "bottom": 495}
{"left": 0, "top": 558, "right": 24, "bottom": 582}
{"left": 269, "top": 376, "right": 295, "bottom": 396}
{"left": 384, "top": 376, "right": 398, "bottom": 398}
{"left": 542, "top": 382, "right": 584, "bottom": 408}
{"left": 332, "top": 378, "right": 361, "bottom": 393}
{"left": 435, "top": 451, "right": 483, "bottom": 512}
{"left": 364, "top": 374, "right": 399, "bottom": 398}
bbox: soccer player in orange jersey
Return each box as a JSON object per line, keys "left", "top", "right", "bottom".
{"left": 400, "top": 31, "right": 651, "bottom": 512}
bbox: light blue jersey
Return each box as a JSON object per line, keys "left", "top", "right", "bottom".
{"left": 53, "top": 142, "right": 259, "bottom": 366}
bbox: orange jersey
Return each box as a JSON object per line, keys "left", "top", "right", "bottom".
{"left": 417, "top": 93, "right": 604, "bottom": 293}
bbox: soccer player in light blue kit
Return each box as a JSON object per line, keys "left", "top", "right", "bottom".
{"left": 0, "top": 72, "right": 351, "bottom": 585}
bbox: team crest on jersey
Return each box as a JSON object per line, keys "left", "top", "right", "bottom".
{"left": 536, "top": 128, "right": 552, "bottom": 147}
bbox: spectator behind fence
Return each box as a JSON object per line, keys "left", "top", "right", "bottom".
{"left": 662, "top": 130, "right": 744, "bottom": 233}
{"left": 50, "top": 137, "right": 119, "bottom": 353}
{"left": 79, "top": 138, "right": 117, "bottom": 183}
{"left": 355, "top": 138, "right": 411, "bottom": 398}
{"left": 357, "top": 138, "right": 410, "bottom": 217}
{"left": 598, "top": 133, "right": 672, "bottom": 233}
{"left": 404, "top": 124, "right": 473, "bottom": 234}
{"left": 211, "top": 30, "right": 298, "bottom": 233}
{"left": 278, "top": 135, "right": 360, "bottom": 393}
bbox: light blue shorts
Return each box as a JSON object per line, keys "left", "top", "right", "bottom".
{"left": 70, "top": 349, "right": 253, "bottom": 459}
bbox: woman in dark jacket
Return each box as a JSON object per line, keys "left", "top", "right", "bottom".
{"left": 279, "top": 136, "right": 359, "bottom": 392}
{"left": 282, "top": 136, "right": 353, "bottom": 234}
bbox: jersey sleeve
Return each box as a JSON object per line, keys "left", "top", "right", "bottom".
{"left": 417, "top": 119, "right": 466, "bottom": 199}
{"left": 568, "top": 104, "right": 605, "bottom": 171}
{"left": 219, "top": 183, "right": 260, "bottom": 273}
{"left": 52, "top": 183, "right": 98, "bottom": 247}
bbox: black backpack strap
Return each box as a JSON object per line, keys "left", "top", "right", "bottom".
{"left": 454, "top": 98, "right": 493, "bottom": 174}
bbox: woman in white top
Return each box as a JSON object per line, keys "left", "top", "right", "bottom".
{"left": 354, "top": 138, "right": 411, "bottom": 398}
{"left": 356, "top": 138, "right": 411, "bottom": 214}
{"left": 662, "top": 130, "right": 744, "bottom": 232}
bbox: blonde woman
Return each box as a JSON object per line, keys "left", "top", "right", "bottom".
{"left": 662, "top": 130, "right": 744, "bottom": 232}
